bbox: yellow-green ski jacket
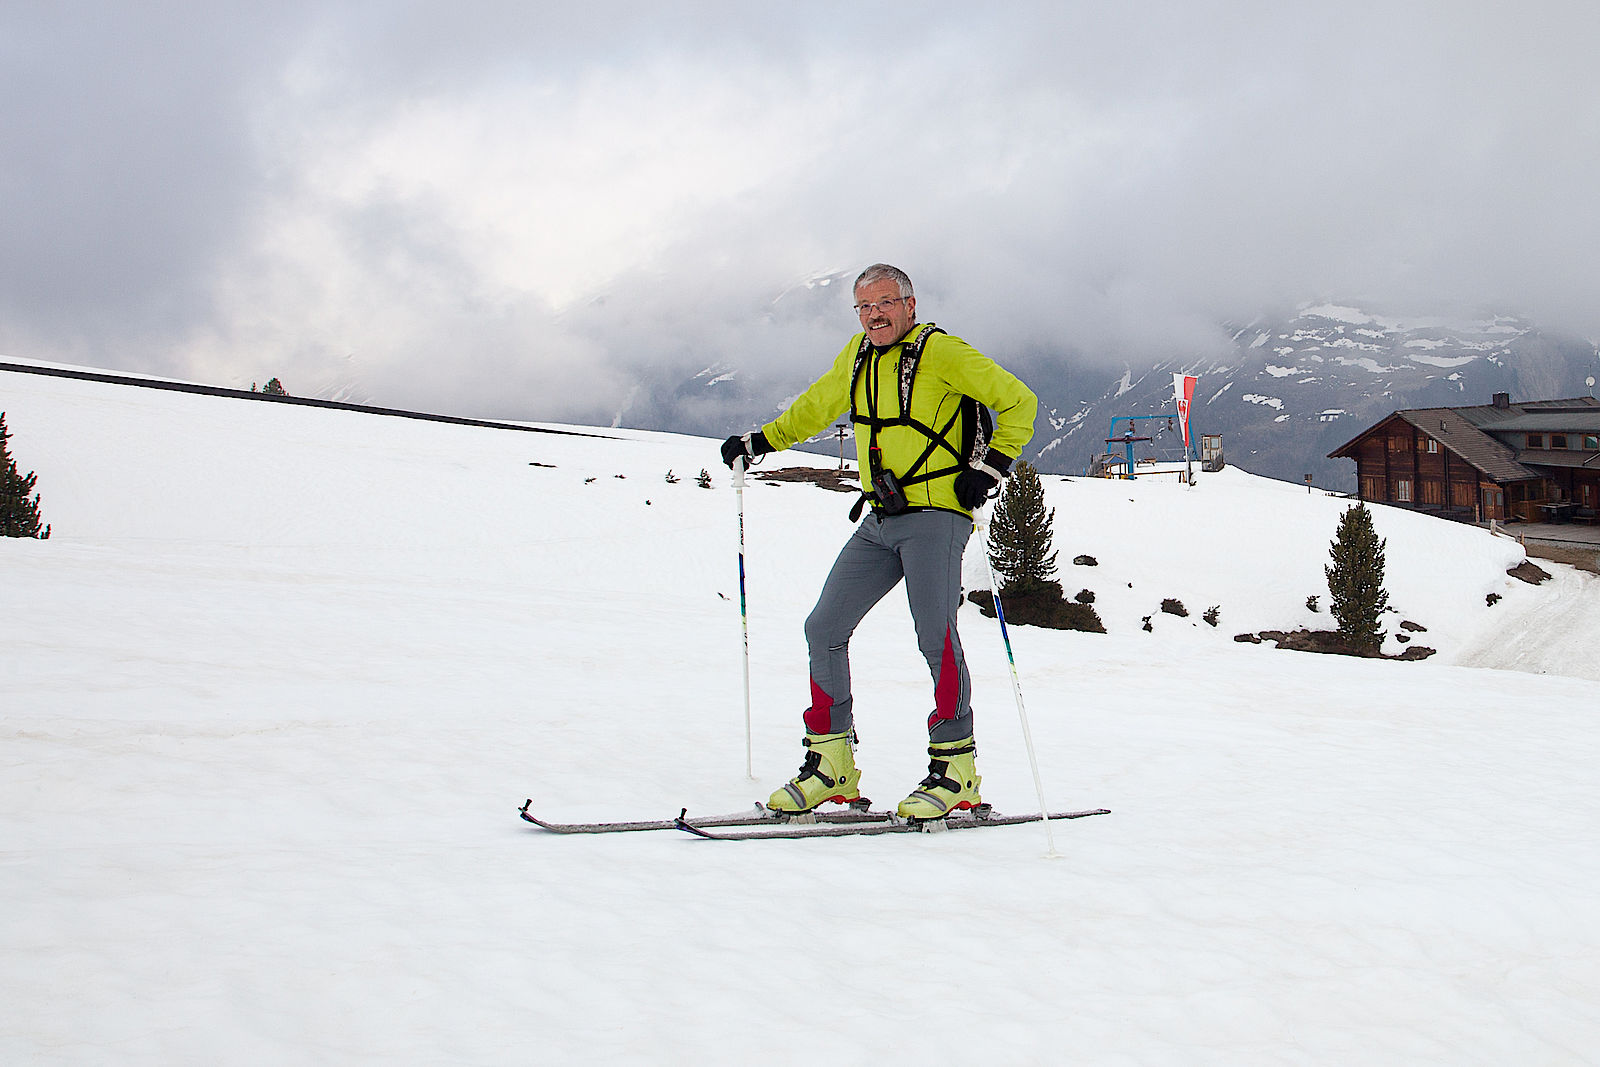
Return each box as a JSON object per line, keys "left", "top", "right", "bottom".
{"left": 762, "top": 324, "right": 1038, "bottom": 517}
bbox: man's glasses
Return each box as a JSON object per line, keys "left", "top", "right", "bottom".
{"left": 854, "top": 297, "right": 906, "bottom": 315}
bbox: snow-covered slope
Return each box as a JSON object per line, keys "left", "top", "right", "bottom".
{"left": 4, "top": 365, "right": 1599, "bottom": 1063}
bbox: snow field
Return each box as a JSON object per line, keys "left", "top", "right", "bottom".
{"left": 3, "top": 367, "right": 1599, "bottom": 1064}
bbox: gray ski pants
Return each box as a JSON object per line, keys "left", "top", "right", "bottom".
{"left": 802, "top": 509, "right": 975, "bottom": 744}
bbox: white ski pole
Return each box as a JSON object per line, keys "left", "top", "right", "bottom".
{"left": 975, "top": 510, "right": 1059, "bottom": 858}
{"left": 734, "top": 455, "right": 754, "bottom": 780}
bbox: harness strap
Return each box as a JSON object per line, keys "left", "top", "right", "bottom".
{"left": 846, "top": 322, "right": 993, "bottom": 516}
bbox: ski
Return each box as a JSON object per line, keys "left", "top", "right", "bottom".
{"left": 673, "top": 805, "right": 1111, "bottom": 840}
{"left": 518, "top": 798, "right": 894, "bottom": 835}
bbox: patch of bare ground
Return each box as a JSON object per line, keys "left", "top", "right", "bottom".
{"left": 1523, "top": 545, "right": 1599, "bottom": 575}
{"left": 752, "top": 466, "right": 858, "bottom": 493}
{"left": 1506, "top": 560, "right": 1552, "bottom": 584}
{"left": 967, "top": 585, "right": 1107, "bottom": 633}
{"left": 1234, "top": 628, "right": 1436, "bottom": 661}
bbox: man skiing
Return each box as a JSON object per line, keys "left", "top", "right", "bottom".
{"left": 721, "top": 263, "right": 1037, "bottom": 819}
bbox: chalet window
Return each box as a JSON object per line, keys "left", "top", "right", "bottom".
{"left": 1551, "top": 434, "right": 1569, "bottom": 450}
{"left": 1396, "top": 478, "right": 1413, "bottom": 502}
{"left": 1420, "top": 480, "right": 1444, "bottom": 505}
{"left": 1360, "top": 476, "right": 1383, "bottom": 500}
{"left": 1424, "top": 438, "right": 1439, "bottom": 453}
{"left": 1388, "top": 435, "right": 1412, "bottom": 452}
{"left": 1585, "top": 434, "right": 1599, "bottom": 450}
{"left": 1527, "top": 434, "right": 1544, "bottom": 449}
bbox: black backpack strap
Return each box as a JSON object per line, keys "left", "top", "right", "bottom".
{"left": 897, "top": 324, "right": 945, "bottom": 415}
{"left": 846, "top": 322, "right": 995, "bottom": 516}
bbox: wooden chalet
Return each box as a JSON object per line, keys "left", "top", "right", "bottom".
{"left": 1328, "top": 393, "right": 1600, "bottom": 523}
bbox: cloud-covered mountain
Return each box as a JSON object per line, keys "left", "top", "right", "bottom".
{"left": 614, "top": 297, "right": 1600, "bottom": 492}
{"left": 1026, "top": 304, "right": 1600, "bottom": 489}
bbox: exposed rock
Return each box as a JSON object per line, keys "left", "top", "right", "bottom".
{"left": 1507, "top": 560, "right": 1552, "bottom": 585}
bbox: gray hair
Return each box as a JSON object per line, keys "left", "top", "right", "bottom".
{"left": 854, "top": 263, "right": 914, "bottom": 300}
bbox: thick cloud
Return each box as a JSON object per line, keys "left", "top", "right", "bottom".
{"left": 4, "top": 1, "right": 1598, "bottom": 418}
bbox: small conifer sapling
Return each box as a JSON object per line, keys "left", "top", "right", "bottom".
{"left": 0, "top": 411, "right": 51, "bottom": 539}
{"left": 1325, "top": 503, "right": 1389, "bottom": 655}
{"left": 987, "top": 460, "right": 1059, "bottom": 596}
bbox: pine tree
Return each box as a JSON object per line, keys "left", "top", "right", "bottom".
{"left": 0, "top": 411, "right": 50, "bottom": 539}
{"left": 1325, "top": 503, "right": 1388, "bottom": 654}
{"left": 987, "top": 460, "right": 1058, "bottom": 596}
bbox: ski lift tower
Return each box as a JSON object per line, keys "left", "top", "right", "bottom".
{"left": 1106, "top": 416, "right": 1155, "bottom": 479}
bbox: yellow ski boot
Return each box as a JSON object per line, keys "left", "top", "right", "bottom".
{"left": 897, "top": 738, "right": 982, "bottom": 819}
{"left": 767, "top": 731, "right": 863, "bottom": 813}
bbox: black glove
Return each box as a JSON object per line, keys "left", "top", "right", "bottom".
{"left": 954, "top": 450, "right": 1014, "bottom": 509}
{"left": 720, "top": 431, "right": 773, "bottom": 469}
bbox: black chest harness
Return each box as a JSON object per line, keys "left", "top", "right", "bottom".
{"left": 847, "top": 323, "right": 994, "bottom": 521}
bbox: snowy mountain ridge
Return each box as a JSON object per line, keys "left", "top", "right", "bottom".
{"left": 611, "top": 297, "right": 1599, "bottom": 491}
{"left": 1024, "top": 301, "right": 1599, "bottom": 488}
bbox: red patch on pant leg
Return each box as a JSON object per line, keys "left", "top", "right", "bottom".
{"left": 928, "top": 628, "right": 959, "bottom": 730}
{"left": 805, "top": 678, "right": 834, "bottom": 734}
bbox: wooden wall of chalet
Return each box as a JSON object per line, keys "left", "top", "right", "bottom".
{"left": 1350, "top": 416, "right": 1496, "bottom": 517}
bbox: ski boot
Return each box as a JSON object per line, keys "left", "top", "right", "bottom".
{"left": 896, "top": 737, "right": 982, "bottom": 819}
{"left": 767, "top": 730, "right": 864, "bottom": 813}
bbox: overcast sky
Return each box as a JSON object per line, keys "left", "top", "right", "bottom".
{"left": 4, "top": 1, "right": 1599, "bottom": 422}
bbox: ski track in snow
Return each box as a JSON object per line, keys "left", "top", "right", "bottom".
{"left": 3, "top": 365, "right": 1600, "bottom": 1064}
{"left": 1456, "top": 563, "right": 1600, "bottom": 679}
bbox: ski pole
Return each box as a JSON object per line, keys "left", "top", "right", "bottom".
{"left": 734, "top": 455, "right": 754, "bottom": 779}
{"left": 975, "top": 511, "right": 1059, "bottom": 858}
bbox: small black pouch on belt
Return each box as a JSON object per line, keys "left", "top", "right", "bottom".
{"left": 850, "top": 445, "right": 909, "bottom": 521}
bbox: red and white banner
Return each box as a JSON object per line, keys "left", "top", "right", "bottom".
{"left": 1172, "top": 373, "right": 1197, "bottom": 448}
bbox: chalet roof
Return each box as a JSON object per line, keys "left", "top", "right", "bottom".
{"left": 1393, "top": 408, "right": 1539, "bottom": 482}
{"left": 1473, "top": 411, "right": 1600, "bottom": 433}
{"left": 1452, "top": 395, "right": 1600, "bottom": 429}
{"left": 1518, "top": 448, "right": 1600, "bottom": 469}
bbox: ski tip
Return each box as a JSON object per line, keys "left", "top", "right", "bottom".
{"left": 673, "top": 814, "right": 716, "bottom": 839}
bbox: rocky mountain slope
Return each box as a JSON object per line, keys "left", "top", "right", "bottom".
{"left": 625, "top": 299, "right": 1599, "bottom": 492}
{"left": 1027, "top": 304, "right": 1600, "bottom": 489}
